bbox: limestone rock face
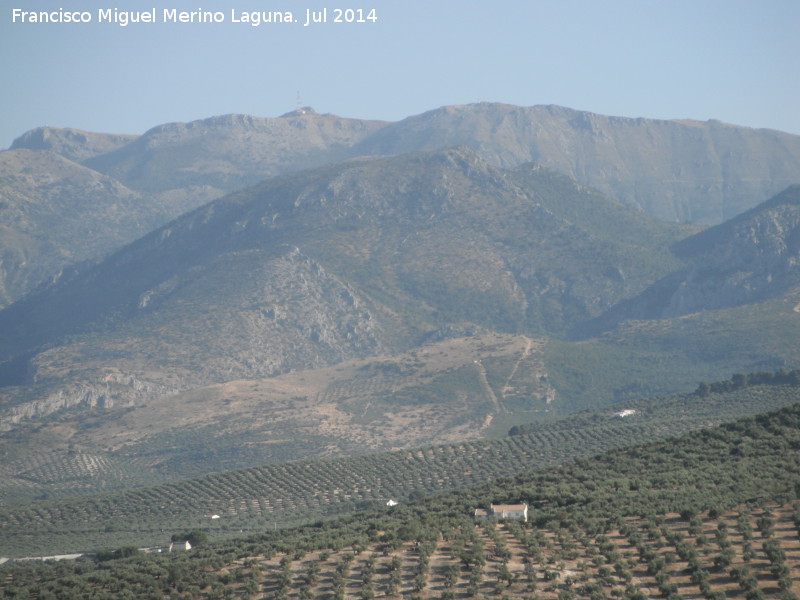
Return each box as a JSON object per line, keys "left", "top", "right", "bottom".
{"left": 664, "top": 191, "right": 800, "bottom": 315}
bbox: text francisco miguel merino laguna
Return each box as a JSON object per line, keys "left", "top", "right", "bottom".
{"left": 11, "top": 7, "right": 379, "bottom": 27}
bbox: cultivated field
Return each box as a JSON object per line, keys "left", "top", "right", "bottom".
{"left": 75, "top": 501, "right": 799, "bottom": 599}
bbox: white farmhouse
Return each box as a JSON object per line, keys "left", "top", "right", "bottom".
{"left": 474, "top": 503, "right": 528, "bottom": 522}
{"left": 613, "top": 409, "right": 637, "bottom": 418}
{"left": 167, "top": 540, "right": 192, "bottom": 552}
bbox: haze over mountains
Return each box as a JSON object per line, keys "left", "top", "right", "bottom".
{"left": 355, "top": 104, "right": 800, "bottom": 224}
{"left": 2, "top": 102, "right": 800, "bottom": 507}
{"left": 5, "top": 103, "right": 800, "bottom": 308}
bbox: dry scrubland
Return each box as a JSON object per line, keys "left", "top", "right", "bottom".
{"left": 0, "top": 333, "right": 552, "bottom": 505}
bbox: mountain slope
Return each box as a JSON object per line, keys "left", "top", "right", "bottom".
{"left": 9, "top": 126, "right": 138, "bottom": 163}
{"left": 3, "top": 102, "right": 796, "bottom": 305}
{"left": 2, "top": 107, "right": 800, "bottom": 520}
{"left": 0, "top": 149, "right": 688, "bottom": 392}
{"left": 581, "top": 185, "right": 800, "bottom": 335}
{"left": 355, "top": 102, "right": 800, "bottom": 224}
{"left": 11, "top": 102, "right": 800, "bottom": 236}
{"left": 0, "top": 111, "right": 386, "bottom": 305}
{"left": 0, "top": 333, "right": 554, "bottom": 505}
{"left": 0, "top": 149, "right": 170, "bottom": 307}
{"left": 0, "top": 148, "right": 704, "bottom": 489}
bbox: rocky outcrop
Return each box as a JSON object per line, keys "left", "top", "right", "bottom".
{"left": 1, "top": 372, "right": 173, "bottom": 427}
{"left": 0, "top": 244, "right": 396, "bottom": 425}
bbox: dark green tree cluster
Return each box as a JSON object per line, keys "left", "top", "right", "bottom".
{"left": 694, "top": 368, "right": 800, "bottom": 397}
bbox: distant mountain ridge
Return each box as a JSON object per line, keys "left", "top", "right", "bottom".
{"left": 354, "top": 103, "right": 800, "bottom": 224}
{"left": 82, "top": 109, "right": 387, "bottom": 202}
{"left": 11, "top": 103, "right": 800, "bottom": 226}
{"left": 9, "top": 126, "right": 137, "bottom": 162}
{"left": 4, "top": 102, "right": 800, "bottom": 307}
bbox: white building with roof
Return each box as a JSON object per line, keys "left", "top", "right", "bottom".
{"left": 474, "top": 503, "right": 528, "bottom": 522}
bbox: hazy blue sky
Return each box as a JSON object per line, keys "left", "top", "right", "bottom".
{"left": 2, "top": 1, "right": 799, "bottom": 148}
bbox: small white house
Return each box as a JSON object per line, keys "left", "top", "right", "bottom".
{"left": 474, "top": 503, "right": 528, "bottom": 522}
{"left": 613, "top": 409, "right": 637, "bottom": 418}
{"left": 167, "top": 540, "right": 192, "bottom": 552}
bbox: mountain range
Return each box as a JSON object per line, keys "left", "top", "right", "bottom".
{"left": 2, "top": 103, "right": 800, "bottom": 510}
{"left": 5, "top": 103, "right": 800, "bottom": 308}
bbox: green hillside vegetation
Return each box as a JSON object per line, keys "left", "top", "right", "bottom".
{"left": 553, "top": 291, "right": 800, "bottom": 409}
{"left": 1, "top": 374, "right": 799, "bottom": 558}
{"left": 578, "top": 185, "right": 800, "bottom": 336}
{"left": 0, "top": 149, "right": 691, "bottom": 387}
{"left": 508, "top": 164, "right": 695, "bottom": 261}
{"left": 3, "top": 396, "right": 800, "bottom": 598}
